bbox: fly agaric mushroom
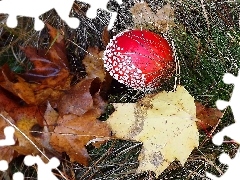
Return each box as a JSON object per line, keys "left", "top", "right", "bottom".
{"left": 103, "top": 29, "right": 175, "bottom": 91}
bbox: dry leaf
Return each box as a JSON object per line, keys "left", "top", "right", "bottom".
{"left": 0, "top": 87, "right": 45, "bottom": 126}
{"left": 33, "top": 103, "right": 61, "bottom": 159}
{"left": 102, "top": 27, "right": 110, "bottom": 47}
{"left": 0, "top": 64, "right": 37, "bottom": 104}
{"left": 21, "top": 23, "right": 69, "bottom": 84}
{"left": 0, "top": 24, "right": 71, "bottom": 105}
{"left": 57, "top": 77, "right": 106, "bottom": 117}
{"left": 107, "top": 86, "right": 199, "bottom": 177}
{"left": 82, "top": 47, "right": 106, "bottom": 82}
{"left": 44, "top": 102, "right": 58, "bottom": 132}
{"left": 50, "top": 109, "right": 111, "bottom": 166}
{"left": 12, "top": 117, "right": 41, "bottom": 155}
{"left": 195, "top": 101, "right": 223, "bottom": 130}
{"left": 130, "top": 2, "right": 175, "bottom": 33}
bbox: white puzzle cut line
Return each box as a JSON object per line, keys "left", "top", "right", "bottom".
{"left": 24, "top": 155, "right": 60, "bottom": 180}
{"left": 12, "top": 172, "right": 24, "bottom": 180}
{"left": 0, "top": 125, "right": 15, "bottom": 174}
{"left": 206, "top": 70, "right": 240, "bottom": 179}
{"left": 0, "top": 160, "right": 8, "bottom": 171}
{"left": 80, "top": 0, "right": 122, "bottom": 30}
{"left": 0, "top": 126, "right": 15, "bottom": 146}
{"left": 206, "top": 150, "right": 240, "bottom": 180}
{"left": 0, "top": 0, "right": 78, "bottom": 31}
{"left": 0, "top": 0, "right": 122, "bottom": 31}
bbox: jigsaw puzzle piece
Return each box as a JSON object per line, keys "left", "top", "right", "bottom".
{"left": 24, "top": 155, "right": 60, "bottom": 180}
{"left": 222, "top": 72, "right": 238, "bottom": 85}
{"left": 0, "top": 126, "right": 15, "bottom": 146}
{"left": 0, "top": 0, "right": 79, "bottom": 30}
{"left": 212, "top": 123, "right": 240, "bottom": 145}
{"left": 78, "top": 0, "right": 122, "bottom": 29}
{"left": 54, "top": 0, "right": 79, "bottom": 29}
{"left": 206, "top": 149, "right": 240, "bottom": 180}
{"left": 207, "top": 70, "right": 240, "bottom": 179}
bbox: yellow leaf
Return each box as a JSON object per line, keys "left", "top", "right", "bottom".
{"left": 107, "top": 85, "right": 199, "bottom": 177}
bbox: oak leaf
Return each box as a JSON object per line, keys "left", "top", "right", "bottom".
{"left": 49, "top": 78, "right": 110, "bottom": 165}
{"left": 0, "top": 24, "right": 72, "bottom": 105}
{"left": 50, "top": 109, "right": 111, "bottom": 166}
{"left": 107, "top": 85, "right": 199, "bottom": 177}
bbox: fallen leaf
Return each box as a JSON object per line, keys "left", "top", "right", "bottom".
{"left": 44, "top": 102, "right": 58, "bottom": 132}
{"left": 50, "top": 109, "right": 111, "bottom": 166}
{"left": 130, "top": 2, "right": 175, "bottom": 33}
{"left": 102, "top": 27, "right": 110, "bottom": 47}
{"left": 0, "top": 86, "right": 45, "bottom": 126}
{"left": 57, "top": 77, "right": 106, "bottom": 116}
{"left": 0, "top": 24, "right": 72, "bottom": 105}
{"left": 0, "top": 64, "right": 37, "bottom": 104}
{"left": 107, "top": 85, "right": 199, "bottom": 177}
{"left": 33, "top": 103, "right": 61, "bottom": 160}
{"left": 12, "top": 117, "right": 41, "bottom": 155}
{"left": 82, "top": 47, "right": 106, "bottom": 82}
{"left": 195, "top": 101, "right": 223, "bottom": 130}
{"left": 21, "top": 23, "right": 69, "bottom": 85}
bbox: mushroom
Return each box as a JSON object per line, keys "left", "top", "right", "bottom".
{"left": 103, "top": 29, "right": 175, "bottom": 91}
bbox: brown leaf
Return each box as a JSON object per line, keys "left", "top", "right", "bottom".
{"left": 0, "top": 64, "right": 36, "bottom": 104}
{"left": 0, "top": 25, "right": 72, "bottom": 105}
{"left": 57, "top": 77, "right": 106, "bottom": 116}
{"left": 12, "top": 117, "right": 41, "bottom": 155}
{"left": 20, "top": 24, "right": 69, "bottom": 85}
{"left": 50, "top": 109, "right": 111, "bottom": 166}
{"left": 33, "top": 103, "right": 61, "bottom": 159}
{"left": 102, "top": 27, "right": 110, "bottom": 47}
{"left": 82, "top": 47, "right": 106, "bottom": 82}
{"left": 46, "top": 23, "right": 69, "bottom": 68}
{"left": 44, "top": 102, "right": 58, "bottom": 132}
{"left": 0, "top": 86, "right": 45, "bottom": 126}
{"left": 195, "top": 101, "right": 223, "bottom": 130}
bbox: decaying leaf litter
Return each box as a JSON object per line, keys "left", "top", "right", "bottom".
{"left": 0, "top": 2, "right": 239, "bottom": 179}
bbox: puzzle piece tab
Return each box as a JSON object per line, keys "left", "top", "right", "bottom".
{"left": 206, "top": 149, "right": 240, "bottom": 179}
{"left": 206, "top": 70, "right": 240, "bottom": 179}
{"left": 24, "top": 155, "right": 60, "bottom": 180}
{"left": 0, "top": 0, "right": 122, "bottom": 31}
{"left": 216, "top": 70, "right": 240, "bottom": 120}
{"left": 0, "top": 160, "right": 8, "bottom": 171}
{"left": 0, "top": 0, "right": 79, "bottom": 31}
{"left": 79, "top": 0, "right": 122, "bottom": 30}
{"left": 0, "top": 126, "right": 15, "bottom": 146}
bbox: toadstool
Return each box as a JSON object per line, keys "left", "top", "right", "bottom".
{"left": 103, "top": 29, "right": 175, "bottom": 91}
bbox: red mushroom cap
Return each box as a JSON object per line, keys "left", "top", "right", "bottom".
{"left": 103, "top": 29, "right": 175, "bottom": 91}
